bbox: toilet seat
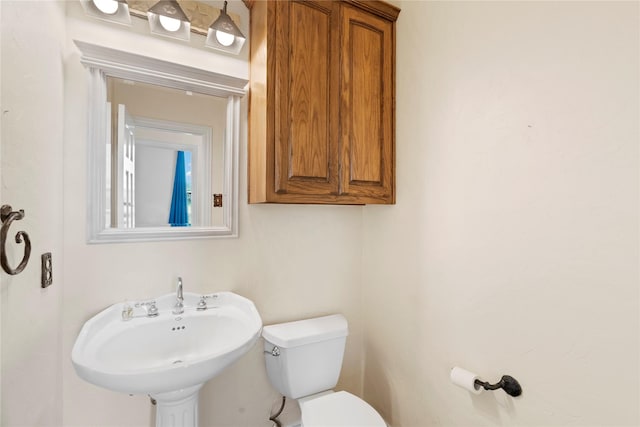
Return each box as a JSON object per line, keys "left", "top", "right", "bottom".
{"left": 300, "top": 391, "right": 386, "bottom": 427}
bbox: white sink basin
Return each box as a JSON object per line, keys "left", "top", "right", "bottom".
{"left": 72, "top": 291, "right": 262, "bottom": 426}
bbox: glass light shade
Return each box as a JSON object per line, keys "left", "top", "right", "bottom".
{"left": 215, "top": 30, "right": 235, "bottom": 47}
{"left": 80, "top": 0, "right": 131, "bottom": 25}
{"left": 93, "top": 0, "right": 118, "bottom": 15}
{"left": 147, "top": 1, "right": 191, "bottom": 41}
{"left": 159, "top": 15, "right": 181, "bottom": 32}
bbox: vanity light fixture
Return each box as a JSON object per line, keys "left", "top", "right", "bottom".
{"left": 205, "top": 1, "right": 246, "bottom": 55}
{"left": 80, "top": 0, "right": 131, "bottom": 25}
{"left": 147, "top": 0, "right": 191, "bottom": 41}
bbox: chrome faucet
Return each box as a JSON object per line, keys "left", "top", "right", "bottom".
{"left": 173, "top": 277, "right": 184, "bottom": 315}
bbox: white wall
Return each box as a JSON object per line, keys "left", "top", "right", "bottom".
{"left": 62, "top": 2, "right": 365, "bottom": 426}
{"left": 0, "top": 1, "right": 66, "bottom": 425}
{"left": 363, "top": 1, "right": 639, "bottom": 426}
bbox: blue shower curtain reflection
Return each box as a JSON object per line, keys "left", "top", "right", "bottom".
{"left": 169, "top": 150, "right": 190, "bottom": 227}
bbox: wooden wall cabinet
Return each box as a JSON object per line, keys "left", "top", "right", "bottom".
{"left": 248, "top": 0, "right": 400, "bottom": 204}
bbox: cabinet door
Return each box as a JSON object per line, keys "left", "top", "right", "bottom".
{"left": 339, "top": 5, "right": 395, "bottom": 203}
{"left": 273, "top": 0, "right": 339, "bottom": 197}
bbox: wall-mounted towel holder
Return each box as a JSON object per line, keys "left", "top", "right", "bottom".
{"left": 1, "top": 204, "right": 31, "bottom": 275}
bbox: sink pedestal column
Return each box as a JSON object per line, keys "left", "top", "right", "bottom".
{"left": 152, "top": 384, "right": 203, "bottom": 427}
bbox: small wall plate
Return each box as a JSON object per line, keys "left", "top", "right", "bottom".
{"left": 41, "top": 252, "right": 53, "bottom": 288}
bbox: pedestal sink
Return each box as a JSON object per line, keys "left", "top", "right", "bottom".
{"left": 72, "top": 292, "right": 262, "bottom": 427}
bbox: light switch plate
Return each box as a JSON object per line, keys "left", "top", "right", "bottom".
{"left": 41, "top": 252, "right": 53, "bottom": 288}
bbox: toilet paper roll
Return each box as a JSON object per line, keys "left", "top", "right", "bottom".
{"left": 450, "top": 367, "right": 482, "bottom": 394}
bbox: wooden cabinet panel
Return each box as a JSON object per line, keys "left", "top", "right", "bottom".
{"left": 274, "top": 1, "right": 338, "bottom": 196}
{"left": 340, "top": 5, "right": 394, "bottom": 202}
{"left": 249, "top": 0, "right": 399, "bottom": 205}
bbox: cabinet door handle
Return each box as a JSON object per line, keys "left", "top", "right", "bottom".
{"left": 1, "top": 205, "right": 31, "bottom": 275}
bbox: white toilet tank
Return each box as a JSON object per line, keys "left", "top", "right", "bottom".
{"left": 262, "top": 314, "right": 348, "bottom": 399}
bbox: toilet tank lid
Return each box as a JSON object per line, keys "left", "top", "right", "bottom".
{"left": 262, "top": 314, "right": 348, "bottom": 348}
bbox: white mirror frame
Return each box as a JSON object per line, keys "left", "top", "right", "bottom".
{"left": 75, "top": 40, "right": 247, "bottom": 243}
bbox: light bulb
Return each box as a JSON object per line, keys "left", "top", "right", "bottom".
{"left": 92, "top": 0, "right": 119, "bottom": 15}
{"left": 159, "top": 15, "right": 181, "bottom": 32}
{"left": 215, "top": 30, "right": 235, "bottom": 47}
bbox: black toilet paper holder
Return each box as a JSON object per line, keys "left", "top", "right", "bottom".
{"left": 475, "top": 375, "right": 522, "bottom": 397}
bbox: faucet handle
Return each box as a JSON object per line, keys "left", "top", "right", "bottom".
{"left": 121, "top": 301, "right": 134, "bottom": 321}
{"left": 196, "top": 294, "right": 219, "bottom": 311}
{"left": 146, "top": 301, "right": 159, "bottom": 317}
{"left": 135, "top": 300, "right": 159, "bottom": 317}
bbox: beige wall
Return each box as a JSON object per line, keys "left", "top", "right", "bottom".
{"left": 363, "top": 1, "right": 639, "bottom": 426}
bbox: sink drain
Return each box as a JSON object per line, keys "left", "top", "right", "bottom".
{"left": 172, "top": 360, "right": 183, "bottom": 365}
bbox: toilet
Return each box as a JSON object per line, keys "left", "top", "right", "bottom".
{"left": 262, "top": 314, "right": 386, "bottom": 427}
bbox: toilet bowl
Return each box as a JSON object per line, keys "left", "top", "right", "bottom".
{"left": 300, "top": 390, "right": 385, "bottom": 426}
{"left": 262, "top": 315, "right": 386, "bottom": 427}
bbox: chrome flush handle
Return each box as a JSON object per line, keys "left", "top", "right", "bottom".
{"left": 264, "top": 346, "right": 280, "bottom": 357}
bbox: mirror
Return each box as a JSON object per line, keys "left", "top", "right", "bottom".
{"left": 107, "top": 78, "right": 225, "bottom": 228}
{"left": 75, "top": 40, "right": 247, "bottom": 242}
